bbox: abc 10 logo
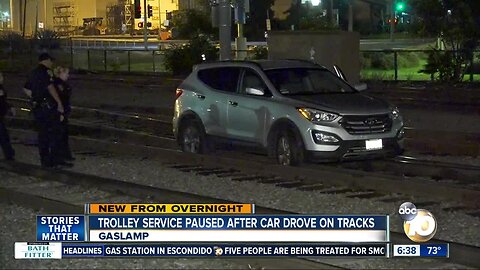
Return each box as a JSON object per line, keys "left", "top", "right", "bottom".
{"left": 398, "top": 202, "right": 437, "bottom": 242}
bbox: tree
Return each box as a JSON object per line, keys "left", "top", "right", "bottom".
{"left": 163, "top": 34, "right": 218, "bottom": 75}
{"left": 284, "top": 0, "right": 339, "bottom": 31}
{"left": 413, "top": 0, "right": 480, "bottom": 82}
{"left": 171, "top": 9, "right": 214, "bottom": 39}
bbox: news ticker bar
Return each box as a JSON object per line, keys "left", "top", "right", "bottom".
{"left": 37, "top": 215, "right": 389, "bottom": 242}
{"left": 15, "top": 242, "right": 450, "bottom": 259}
{"left": 86, "top": 204, "right": 255, "bottom": 214}
{"left": 15, "top": 242, "right": 390, "bottom": 259}
{"left": 393, "top": 244, "right": 449, "bottom": 257}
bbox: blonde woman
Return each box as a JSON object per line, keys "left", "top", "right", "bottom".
{"left": 54, "top": 66, "right": 74, "bottom": 162}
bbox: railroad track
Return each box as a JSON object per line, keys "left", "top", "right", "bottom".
{"left": 0, "top": 164, "right": 337, "bottom": 270}
{"left": 7, "top": 116, "right": 480, "bottom": 193}
{"left": 0, "top": 161, "right": 479, "bottom": 269}
{"left": 6, "top": 99, "right": 480, "bottom": 185}
{"left": 5, "top": 99, "right": 480, "bottom": 202}
{"left": 8, "top": 97, "right": 480, "bottom": 156}
{"left": 7, "top": 126, "right": 480, "bottom": 212}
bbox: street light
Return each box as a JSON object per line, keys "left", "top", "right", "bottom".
{"left": 395, "top": 2, "right": 405, "bottom": 12}
{"left": 311, "top": 0, "right": 321, "bottom": 6}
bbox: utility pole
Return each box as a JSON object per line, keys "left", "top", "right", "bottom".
{"left": 158, "top": 0, "right": 161, "bottom": 38}
{"left": 34, "top": 0, "right": 38, "bottom": 37}
{"left": 235, "top": 0, "right": 248, "bottom": 60}
{"left": 390, "top": 0, "right": 395, "bottom": 41}
{"left": 143, "top": 0, "right": 148, "bottom": 50}
{"left": 22, "top": 0, "right": 27, "bottom": 37}
{"left": 218, "top": 0, "right": 231, "bottom": 60}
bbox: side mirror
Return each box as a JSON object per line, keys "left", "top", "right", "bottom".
{"left": 354, "top": 83, "right": 368, "bottom": 91}
{"left": 245, "top": 87, "right": 265, "bottom": 96}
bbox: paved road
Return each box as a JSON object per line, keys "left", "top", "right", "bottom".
{"left": 360, "top": 38, "right": 436, "bottom": 50}
{"left": 71, "top": 36, "right": 436, "bottom": 51}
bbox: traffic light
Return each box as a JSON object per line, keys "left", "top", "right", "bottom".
{"left": 147, "top": 5, "right": 153, "bottom": 18}
{"left": 134, "top": 0, "right": 141, "bottom": 18}
{"left": 386, "top": 18, "right": 398, "bottom": 25}
{"left": 395, "top": 1, "right": 405, "bottom": 12}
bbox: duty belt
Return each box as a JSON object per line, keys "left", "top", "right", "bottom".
{"left": 32, "top": 98, "right": 53, "bottom": 110}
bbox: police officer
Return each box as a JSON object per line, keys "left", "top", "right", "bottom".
{"left": 54, "top": 66, "right": 74, "bottom": 161}
{"left": 0, "top": 72, "right": 15, "bottom": 161}
{"left": 24, "top": 53, "right": 72, "bottom": 168}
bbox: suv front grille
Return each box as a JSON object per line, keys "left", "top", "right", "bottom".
{"left": 340, "top": 114, "right": 392, "bottom": 135}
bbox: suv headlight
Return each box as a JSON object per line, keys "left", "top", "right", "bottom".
{"left": 297, "top": 108, "right": 339, "bottom": 123}
{"left": 391, "top": 107, "right": 400, "bottom": 120}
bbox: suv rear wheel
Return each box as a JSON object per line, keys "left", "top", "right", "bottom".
{"left": 179, "top": 120, "right": 208, "bottom": 154}
{"left": 275, "top": 130, "right": 304, "bottom": 166}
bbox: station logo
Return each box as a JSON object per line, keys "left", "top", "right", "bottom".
{"left": 398, "top": 202, "right": 437, "bottom": 242}
{"left": 214, "top": 246, "right": 223, "bottom": 256}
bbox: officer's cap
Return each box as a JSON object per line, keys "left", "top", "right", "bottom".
{"left": 39, "top": 53, "right": 55, "bottom": 62}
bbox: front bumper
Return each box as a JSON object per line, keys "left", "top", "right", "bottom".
{"left": 306, "top": 137, "right": 404, "bottom": 162}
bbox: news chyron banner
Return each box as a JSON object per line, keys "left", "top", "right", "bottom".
{"left": 17, "top": 203, "right": 391, "bottom": 259}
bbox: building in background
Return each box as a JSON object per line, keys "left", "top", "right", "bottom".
{"left": 7, "top": 0, "right": 180, "bottom": 36}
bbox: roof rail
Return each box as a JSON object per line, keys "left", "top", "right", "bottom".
{"left": 282, "top": 58, "right": 318, "bottom": 65}
{"left": 197, "top": 59, "right": 263, "bottom": 69}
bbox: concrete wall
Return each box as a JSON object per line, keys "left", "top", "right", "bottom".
{"left": 267, "top": 31, "right": 361, "bottom": 84}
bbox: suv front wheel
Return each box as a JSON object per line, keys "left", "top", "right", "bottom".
{"left": 275, "top": 130, "right": 304, "bottom": 166}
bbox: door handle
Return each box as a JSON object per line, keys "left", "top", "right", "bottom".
{"left": 228, "top": 101, "right": 238, "bottom": 107}
{"left": 196, "top": 94, "right": 205, "bottom": 100}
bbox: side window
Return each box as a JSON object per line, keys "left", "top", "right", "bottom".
{"left": 197, "top": 67, "right": 240, "bottom": 93}
{"left": 240, "top": 69, "right": 269, "bottom": 96}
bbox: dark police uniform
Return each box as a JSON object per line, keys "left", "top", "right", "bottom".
{"left": 25, "top": 64, "right": 62, "bottom": 167}
{"left": 54, "top": 77, "right": 73, "bottom": 160}
{"left": 0, "top": 83, "right": 15, "bottom": 160}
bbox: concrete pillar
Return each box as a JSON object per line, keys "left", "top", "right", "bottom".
{"left": 219, "top": 0, "right": 231, "bottom": 60}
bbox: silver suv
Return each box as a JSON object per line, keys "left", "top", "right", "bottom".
{"left": 173, "top": 60, "right": 404, "bottom": 165}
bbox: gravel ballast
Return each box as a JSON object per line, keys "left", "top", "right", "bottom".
{"left": 7, "top": 144, "right": 480, "bottom": 247}
{"left": 0, "top": 201, "right": 253, "bottom": 269}
{"left": 0, "top": 173, "right": 473, "bottom": 270}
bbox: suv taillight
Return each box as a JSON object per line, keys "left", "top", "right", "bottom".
{"left": 175, "top": 88, "right": 183, "bottom": 100}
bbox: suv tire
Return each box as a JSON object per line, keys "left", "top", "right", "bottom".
{"left": 179, "top": 120, "right": 208, "bottom": 154}
{"left": 275, "top": 129, "right": 304, "bottom": 166}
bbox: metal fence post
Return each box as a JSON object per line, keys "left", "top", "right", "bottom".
{"left": 152, "top": 51, "right": 156, "bottom": 72}
{"left": 87, "top": 49, "right": 91, "bottom": 71}
{"left": 394, "top": 51, "right": 398, "bottom": 81}
{"left": 470, "top": 53, "right": 474, "bottom": 82}
{"left": 104, "top": 50, "right": 107, "bottom": 71}
{"left": 70, "top": 37, "right": 74, "bottom": 69}
{"left": 128, "top": 51, "right": 131, "bottom": 72}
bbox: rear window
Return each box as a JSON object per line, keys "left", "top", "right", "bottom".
{"left": 197, "top": 67, "right": 240, "bottom": 93}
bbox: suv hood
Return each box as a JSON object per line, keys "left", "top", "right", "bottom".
{"left": 285, "top": 93, "right": 391, "bottom": 115}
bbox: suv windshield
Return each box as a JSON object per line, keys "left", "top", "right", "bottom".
{"left": 265, "top": 68, "right": 356, "bottom": 95}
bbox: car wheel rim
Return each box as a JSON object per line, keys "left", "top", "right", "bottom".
{"left": 183, "top": 126, "right": 200, "bottom": 153}
{"left": 277, "top": 136, "right": 291, "bottom": 165}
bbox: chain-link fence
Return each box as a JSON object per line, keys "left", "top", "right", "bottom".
{"left": 1, "top": 45, "right": 479, "bottom": 81}
{"left": 360, "top": 50, "right": 480, "bottom": 82}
